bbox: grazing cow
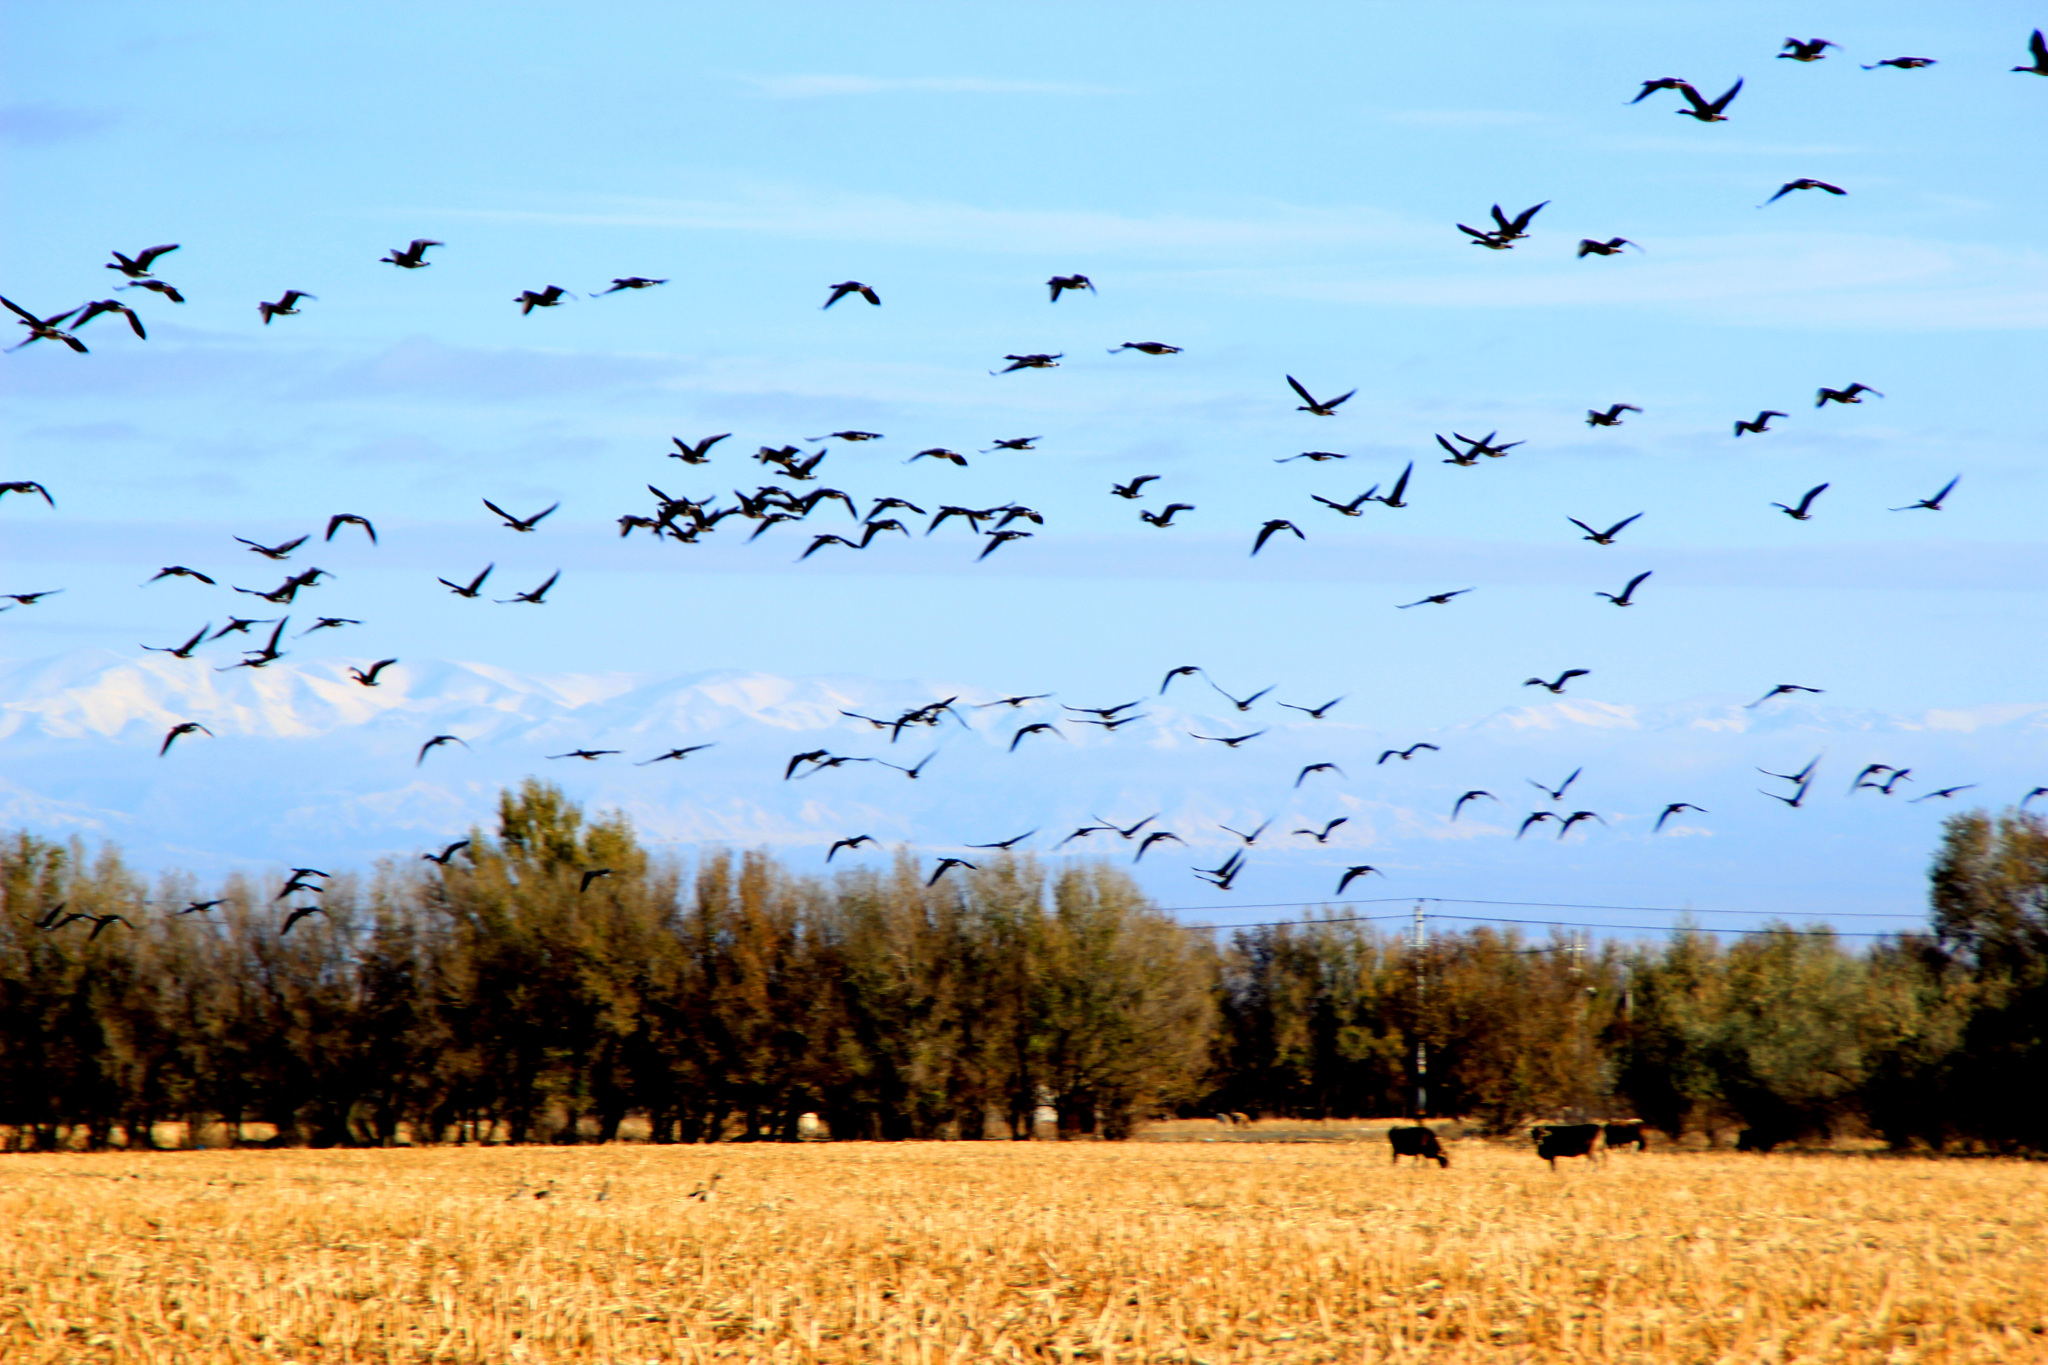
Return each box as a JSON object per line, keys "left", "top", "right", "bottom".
{"left": 1532, "top": 1122, "right": 1604, "bottom": 1168}
{"left": 1603, "top": 1121, "right": 1647, "bottom": 1152}
{"left": 1388, "top": 1124, "right": 1449, "bottom": 1168}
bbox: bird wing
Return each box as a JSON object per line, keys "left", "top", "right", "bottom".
{"left": 482, "top": 498, "right": 516, "bottom": 524}
{"left": 1624, "top": 571, "right": 1652, "bottom": 595}
{"left": 1606, "top": 513, "right": 1643, "bottom": 537}
{"left": 1285, "top": 375, "right": 1316, "bottom": 405}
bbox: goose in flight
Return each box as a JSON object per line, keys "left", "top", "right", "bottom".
{"left": 1209, "top": 680, "right": 1273, "bottom": 712}
{"left": 966, "top": 830, "right": 1038, "bottom": 851}
{"left": 669, "top": 433, "right": 730, "bottom": 463}
{"left": 515, "top": 286, "right": 572, "bottom": 313}
{"left": 1778, "top": 38, "right": 1837, "bottom": 62}
{"left": 1529, "top": 768, "right": 1582, "bottom": 802}
{"left": 927, "top": 857, "right": 977, "bottom": 886}
{"left": 160, "top": 721, "right": 212, "bottom": 755}
{"left": 2015, "top": 30, "right": 2048, "bottom": 75}
{"left": 348, "top": 659, "right": 398, "bottom": 687}
{"left": 909, "top": 447, "right": 968, "bottom": 466}
{"left": 423, "top": 840, "right": 470, "bottom": 865}
{"left": 1892, "top": 476, "right": 1959, "bottom": 512}
{"left": 1747, "top": 683, "right": 1822, "bottom": 708}
{"left": 1674, "top": 78, "right": 1743, "bottom": 122}
{"left": 1628, "top": 77, "right": 1691, "bottom": 103}
{"left": 1312, "top": 491, "right": 1379, "bottom": 516}
{"left": 1336, "top": 866, "right": 1384, "bottom": 894}
{"left": 2, "top": 297, "right": 87, "bottom": 352}
{"left": 1654, "top": 803, "right": 1708, "bottom": 832}
{"left": 106, "top": 243, "right": 179, "bottom": 278}
{"left": 281, "top": 904, "right": 325, "bottom": 935}
{"left": 638, "top": 744, "right": 715, "bottom": 765}
{"left": 1134, "top": 831, "right": 1185, "bottom": 863}
{"left": 1517, "top": 812, "right": 1559, "bottom": 838}
{"left": 1193, "top": 850, "right": 1246, "bottom": 891}
{"left": 300, "top": 616, "right": 359, "bottom": 635}
{"left": 1586, "top": 403, "right": 1641, "bottom": 427}
{"left": 823, "top": 282, "right": 880, "bottom": 308}
{"left": 1734, "top": 410, "right": 1787, "bottom": 436}
{"left": 1760, "top": 780, "right": 1814, "bottom": 808}
{"left": 1251, "top": 520, "right": 1303, "bottom": 555}
{"left": 993, "top": 353, "right": 1061, "bottom": 373}
{"left": 73, "top": 299, "right": 148, "bottom": 339}
{"left": 380, "top": 239, "right": 442, "bottom": 268}
{"left": 1452, "top": 791, "right": 1497, "bottom": 821}
{"left": 257, "top": 290, "right": 315, "bottom": 324}
{"left": 597, "top": 277, "right": 666, "bottom": 293}
{"left": 439, "top": 563, "right": 492, "bottom": 598}
{"left": 1110, "top": 341, "right": 1180, "bottom": 355}
{"left": 1219, "top": 819, "right": 1272, "bottom": 846}
{"left": 325, "top": 513, "right": 377, "bottom": 544}
{"left": 1909, "top": 785, "right": 1978, "bottom": 803}
{"left": 1557, "top": 811, "right": 1605, "bottom": 839}
{"left": 1160, "top": 665, "right": 1204, "bottom": 694}
{"left": 1525, "top": 669, "right": 1589, "bottom": 695}
{"left": 145, "top": 566, "right": 217, "bottom": 586}
{"left": 979, "top": 530, "right": 1032, "bottom": 560}
{"left": 1140, "top": 503, "right": 1194, "bottom": 527}
{"left": 499, "top": 570, "right": 560, "bottom": 603}
{"left": 1376, "top": 461, "right": 1415, "bottom": 508}
{"left": 1009, "top": 723, "right": 1063, "bottom": 752}
{"left": 549, "top": 749, "right": 619, "bottom": 761}
{"left": 1296, "top": 763, "right": 1344, "bottom": 787}
{"left": 1, "top": 590, "right": 61, "bottom": 607}
{"left": 1190, "top": 730, "right": 1266, "bottom": 748}
{"left": 827, "top": 835, "right": 876, "bottom": 862}
{"left": 1276, "top": 450, "right": 1349, "bottom": 463}
{"left": 1397, "top": 588, "right": 1472, "bottom": 609}
{"left": 123, "top": 278, "right": 185, "bottom": 303}
{"left": 1817, "top": 383, "right": 1882, "bottom": 406}
{"left": 1112, "top": 476, "right": 1159, "bottom": 500}
{"left": 0, "top": 480, "right": 56, "bottom": 506}
{"left": 1287, "top": 375, "right": 1355, "bottom": 415}
{"left": 143, "top": 623, "right": 211, "bottom": 658}
{"left": 985, "top": 436, "right": 1040, "bottom": 450}
{"left": 1294, "top": 818, "right": 1347, "bottom": 844}
{"left": 1596, "top": 570, "right": 1652, "bottom": 606}
{"left": 976, "top": 694, "right": 1050, "bottom": 709}
{"left": 1761, "top": 179, "right": 1846, "bottom": 207}
{"left": 1047, "top": 274, "right": 1094, "bottom": 300}
{"left": 417, "top": 735, "right": 468, "bottom": 766}
{"left": 1569, "top": 513, "right": 1641, "bottom": 544}
{"left": 237, "top": 534, "right": 307, "bottom": 560}
{"left": 1772, "top": 484, "right": 1828, "bottom": 521}
{"left": 1864, "top": 57, "right": 1935, "bottom": 70}
{"left": 1278, "top": 696, "right": 1344, "bottom": 719}
{"left": 1378, "top": 743, "right": 1439, "bottom": 764}
{"left": 483, "top": 498, "right": 558, "bottom": 532}
{"left": 1576, "top": 238, "right": 1638, "bottom": 257}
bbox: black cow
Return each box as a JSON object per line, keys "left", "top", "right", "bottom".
{"left": 1532, "top": 1122, "right": 1604, "bottom": 1168}
{"left": 1603, "top": 1121, "right": 1647, "bottom": 1152}
{"left": 1388, "top": 1125, "right": 1449, "bottom": 1167}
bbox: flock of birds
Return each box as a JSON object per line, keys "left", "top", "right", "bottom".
{"left": 7, "top": 29, "right": 2048, "bottom": 933}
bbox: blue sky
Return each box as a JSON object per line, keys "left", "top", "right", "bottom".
{"left": 4, "top": 2, "right": 2046, "bottom": 928}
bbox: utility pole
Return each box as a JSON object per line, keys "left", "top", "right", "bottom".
{"left": 1411, "top": 900, "right": 1428, "bottom": 1119}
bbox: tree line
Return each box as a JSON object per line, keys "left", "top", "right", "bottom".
{"left": 2, "top": 781, "right": 2041, "bottom": 1151}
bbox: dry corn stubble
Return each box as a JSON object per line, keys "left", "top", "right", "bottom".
{"left": 1, "top": 1136, "right": 2044, "bottom": 1363}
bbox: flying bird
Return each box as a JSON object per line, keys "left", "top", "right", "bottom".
{"left": 1378, "top": 744, "right": 1439, "bottom": 764}
{"left": 1557, "top": 811, "right": 1606, "bottom": 839}
{"left": 966, "top": 830, "right": 1038, "bottom": 851}
{"left": 1816, "top": 383, "right": 1883, "bottom": 406}
{"left": 72, "top": 299, "right": 148, "bottom": 339}
{"left": 143, "top": 623, "right": 211, "bottom": 658}
{"left": 145, "top": 566, "right": 216, "bottom": 586}
{"left": 106, "top": 243, "right": 179, "bottom": 278}
{"left": 579, "top": 869, "right": 615, "bottom": 893}
{"left": 1397, "top": 589, "right": 1472, "bottom": 609}
{"left": 1892, "top": 477, "right": 1960, "bottom": 512}
{"left": 1747, "top": 684, "right": 1823, "bottom": 708}
{"left": 549, "top": 749, "right": 619, "bottom": 761}
{"left": 300, "top": 616, "right": 359, "bottom": 635}
{"left": 985, "top": 436, "right": 1040, "bottom": 451}
{"left": 1674, "top": 78, "right": 1744, "bottom": 121}
{"left": 979, "top": 530, "right": 1032, "bottom": 560}
{"left": 1190, "top": 730, "right": 1265, "bottom": 748}
{"left": 2021, "top": 788, "right": 2048, "bottom": 809}
{"left": 822, "top": 281, "right": 881, "bottom": 308}
{"left": 1863, "top": 57, "right": 1935, "bottom": 70}
{"left": 1251, "top": 520, "right": 1303, "bottom": 556}
{"left": 596, "top": 277, "right": 667, "bottom": 293}
{"left": 1376, "top": 462, "right": 1415, "bottom": 508}
{"left": 423, "top": 840, "right": 470, "bottom": 865}
{"left": 1596, "top": 570, "right": 1652, "bottom": 606}
{"left": 440, "top": 564, "right": 492, "bottom": 598}
{"left": 257, "top": 290, "right": 315, "bottom": 323}
{"left": 380, "top": 239, "right": 443, "bottom": 268}
{"left": 1761, "top": 179, "right": 1846, "bottom": 207}
{"left": 85, "top": 913, "right": 134, "bottom": 941}
{"left": 827, "top": 835, "right": 876, "bottom": 862}
{"left": 1294, "top": 818, "right": 1347, "bottom": 844}
{"left": 1759, "top": 755, "right": 1822, "bottom": 787}
{"left": 1109, "top": 342, "right": 1180, "bottom": 355}
{"left": 669, "top": 434, "right": 730, "bottom": 463}
{"left": 1452, "top": 791, "right": 1497, "bottom": 821}
{"left": 0, "top": 590, "right": 61, "bottom": 607}
{"left": 1734, "top": 410, "right": 1788, "bottom": 436}
{"left": 1760, "top": 781, "right": 1815, "bottom": 809}
{"left": 178, "top": 900, "right": 226, "bottom": 915}
{"left": 1209, "top": 681, "right": 1273, "bottom": 712}
{"left": 1112, "top": 476, "right": 1160, "bottom": 500}
{"left": 1577, "top": 238, "right": 1639, "bottom": 257}
{"left": 1286, "top": 375, "right": 1355, "bottom": 416}
{"left": 927, "top": 857, "right": 977, "bottom": 886}
{"left": 1134, "top": 831, "right": 1185, "bottom": 863}
{"left": 1009, "top": 723, "right": 1062, "bottom": 752}
{"left": 0, "top": 480, "right": 56, "bottom": 506}
{"left": 1910, "top": 786, "right": 1978, "bottom": 803}
{"left": 909, "top": 447, "right": 968, "bottom": 467}
{"left": 1529, "top": 768, "right": 1583, "bottom": 802}
{"left": 499, "top": 570, "right": 560, "bottom": 604}
{"left": 483, "top": 498, "right": 558, "bottom": 532}
{"left": 1772, "top": 484, "right": 1829, "bottom": 521}
{"left": 1140, "top": 504, "right": 1194, "bottom": 527}
{"left": 1517, "top": 812, "right": 1559, "bottom": 838}
{"left": 1525, "top": 668, "right": 1590, "bottom": 695}
{"left": 1586, "top": 404, "right": 1642, "bottom": 427}
{"left": 1193, "top": 850, "right": 1246, "bottom": 890}
{"left": 122, "top": 278, "right": 185, "bottom": 303}
{"left": 1312, "top": 491, "right": 1379, "bottom": 516}
{"left": 1628, "top": 78, "right": 1692, "bottom": 104}
{"left": 325, "top": 513, "right": 376, "bottom": 544}
{"left": 1, "top": 297, "right": 87, "bottom": 353}
{"left": 993, "top": 353, "right": 1061, "bottom": 373}
{"left": 1778, "top": 38, "right": 1837, "bottom": 62}
{"left": 281, "top": 904, "right": 325, "bottom": 935}
{"left": 816, "top": 431, "right": 884, "bottom": 443}
{"left": 1654, "top": 803, "right": 1708, "bottom": 832}
{"left": 1160, "top": 665, "right": 1204, "bottom": 694}
{"left": 1336, "top": 866, "right": 1384, "bottom": 894}
{"left": 1278, "top": 697, "right": 1344, "bottom": 719}
{"left": 638, "top": 744, "right": 715, "bottom": 765}
{"left": 1276, "top": 450, "right": 1350, "bottom": 464}
{"left": 2017, "top": 31, "right": 2048, "bottom": 75}
{"left": 417, "top": 735, "right": 469, "bottom": 765}
{"left": 348, "top": 659, "right": 398, "bottom": 687}
{"left": 1296, "top": 763, "right": 1344, "bottom": 787}
{"left": 1219, "top": 819, "right": 1272, "bottom": 845}
{"left": 236, "top": 534, "right": 307, "bottom": 560}
{"left": 514, "top": 286, "right": 571, "bottom": 313}
{"left": 160, "top": 721, "right": 212, "bottom": 755}
{"left": 1569, "top": 513, "right": 1641, "bottom": 544}
{"left": 976, "top": 694, "right": 1049, "bottom": 709}
{"left": 1047, "top": 274, "right": 1094, "bottom": 300}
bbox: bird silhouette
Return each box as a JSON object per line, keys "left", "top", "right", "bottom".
{"left": 219, "top": 619, "right": 290, "bottom": 671}
{"left": 1159, "top": 665, "right": 1204, "bottom": 694}
{"left": 1596, "top": 570, "right": 1652, "bottom": 606}
{"left": 0, "top": 590, "right": 61, "bottom": 608}
{"left": 1760, "top": 780, "right": 1815, "bottom": 809}
{"left": 993, "top": 353, "right": 1061, "bottom": 373}
{"left": 985, "top": 436, "right": 1040, "bottom": 450}
{"left": 1140, "top": 504, "right": 1194, "bottom": 527}
{"left": 1759, "top": 755, "right": 1822, "bottom": 787}
{"left": 1336, "top": 866, "right": 1384, "bottom": 893}
{"left": 1747, "top": 684, "right": 1823, "bottom": 708}
{"left": 909, "top": 447, "right": 968, "bottom": 466}
{"left": 2015, "top": 30, "right": 2048, "bottom": 75}
{"left": 1577, "top": 238, "right": 1639, "bottom": 257}
{"left": 927, "top": 857, "right": 976, "bottom": 886}
{"left": 1047, "top": 274, "right": 1094, "bottom": 300}
{"left": 1109, "top": 342, "right": 1179, "bottom": 355}
{"left": 514, "top": 286, "right": 571, "bottom": 313}
{"left": 1278, "top": 697, "right": 1344, "bottom": 719}
{"left": 1736, "top": 407, "right": 1784, "bottom": 436}
{"left": 877, "top": 752, "right": 936, "bottom": 779}
{"left": 349, "top": 659, "right": 398, "bottom": 687}
{"left": 1529, "top": 768, "right": 1583, "bottom": 802}
{"left": 1193, "top": 850, "right": 1246, "bottom": 890}
{"left": 281, "top": 904, "right": 325, "bottom": 935}
{"left": 1452, "top": 791, "right": 1498, "bottom": 821}
{"left": 966, "top": 830, "right": 1038, "bottom": 851}
{"left": 1054, "top": 824, "right": 1112, "bottom": 849}
{"left": 417, "top": 734, "right": 468, "bottom": 765}
{"left": 325, "top": 514, "right": 377, "bottom": 544}
{"left": 1112, "top": 476, "right": 1160, "bottom": 500}
{"left": 1209, "top": 681, "right": 1273, "bottom": 712}
{"left": 816, "top": 430, "right": 884, "bottom": 442}
{"left": 381, "top": 239, "right": 442, "bottom": 268}
{"left": 160, "top": 722, "right": 212, "bottom": 755}
{"left": 579, "top": 869, "right": 615, "bottom": 893}
{"left": 1654, "top": 803, "right": 1708, "bottom": 832}
{"left": 1219, "top": 819, "right": 1272, "bottom": 845}
{"left": 1294, "top": 818, "right": 1347, "bottom": 843}
{"left": 1892, "top": 476, "right": 1959, "bottom": 512}
{"left": 257, "top": 290, "right": 315, "bottom": 323}
{"left": 667, "top": 434, "right": 731, "bottom": 464}
{"left": 1909, "top": 785, "right": 1978, "bottom": 803}
{"left": 1378, "top": 744, "right": 1439, "bottom": 764}
{"left": 1864, "top": 57, "right": 1936, "bottom": 70}
{"left": 440, "top": 564, "right": 492, "bottom": 598}
{"left": 2, "top": 297, "right": 89, "bottom": 352}
{"left": 237, "top": 534, "right": 307, "bottom": 560}
{"left": 2020, "top": 788, "right": 2048, "bottom": 809}
{"left": 827, "top": 835, "right": 876, "bottom": 862}
{"left": 85, "top": 913, "right": 134, "bottom": 941}
{"left": 1009, "top": 723, "right": 1062, "bottom": 752}
{"left": 638, "top": 744, "right": 715, "bottom": 765}
{"left": 178, "top": 899, "right": 226, "bottom": 914}
{"left": 1817, "top": 383, "right": 1883, "bottom": 406}
{"left": 979, "top": 530, "right": 1032, "bottom": 560}
{"left": 106, "top": 243, "right": 179, "bottom": 277}
{"left": 1628, "top": 78, "right": 1693, "bottom": 104}
{"left": 1568, "top": 513, "right": 1641, "bottom": 545}
{"left": 123, "top": 278, "right": 185, "bottom": 303}
{"left": 483, "top": 499, "right": 559, "bottom": 532}
{"left": 1674, "top": 78, "right": 1743, "bottom": 121}
{"left": 549, "top": 749, "right": 619, "bottom": 761}
{"left": 1312, "top": 491, "right": 1379, "bottom": 516}
{"left": 1778, "top": 38, "right": 1836, "bottom": 62}
{"left": 1376, "top": 462, "right": 1415, "bottom": 508}
{"left": 1761, "top": 179, "right": 1846, "bottom": 207}
{"left": 72, "top": 299, "right": 148, "bottom": 339}
{"left": 977, "top": 694, "right": 1049, "bottom": 709}
{"left": 0, "top": 480, "right": 56, "bottom": 506}
{"left": 1251, "top": 520, "right": 1303, "bottom": 556}
{"left": 1586, "top": 404, "right": 1642, "bottom": 427}
{"left": 300, "top": 617, "right": 359, "bottom": 636}
{"left": 499, "top": 571, "right": 560, "bottom": 604}
{"left": 1397, "top": 589, "right": 1472, "bottom": 609}
{"left": 1517, "top": 812, "right": 1559, "bottom": 838}
{"left": 1286, "top": 375, "right": 1355, "bottom": 415}
{"left": 1557, "top": 811, "right": 1605, "bottom": 839}
{"left": 1772, "top": 484, "right": 1828, "bottom": 520}
{"left": 423, "top": 840, "right": 470, "bottom": 865}
{"left": 1296, "top": 763, "right": 1344, "bottom": 787}
{"left": 1190, "top": 730, "right": 1265, "bottom": 748}
{"left": 1134, "top": 831, "right": 1185, "bottom": 863}
{"left": 143, "top": 623, "right": 211, "bottom": 658}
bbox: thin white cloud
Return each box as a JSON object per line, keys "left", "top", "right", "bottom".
{"left": 741, "top": 74, "right": 1123, "bottom": 99}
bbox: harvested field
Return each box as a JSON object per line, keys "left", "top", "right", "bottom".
{"left": 2, "top": 1134, "right": 2044, "bottom": 1363}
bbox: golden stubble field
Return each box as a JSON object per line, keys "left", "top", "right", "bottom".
{"left": 2, "top": 1128, "right": 2044, "bottom": 1364}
